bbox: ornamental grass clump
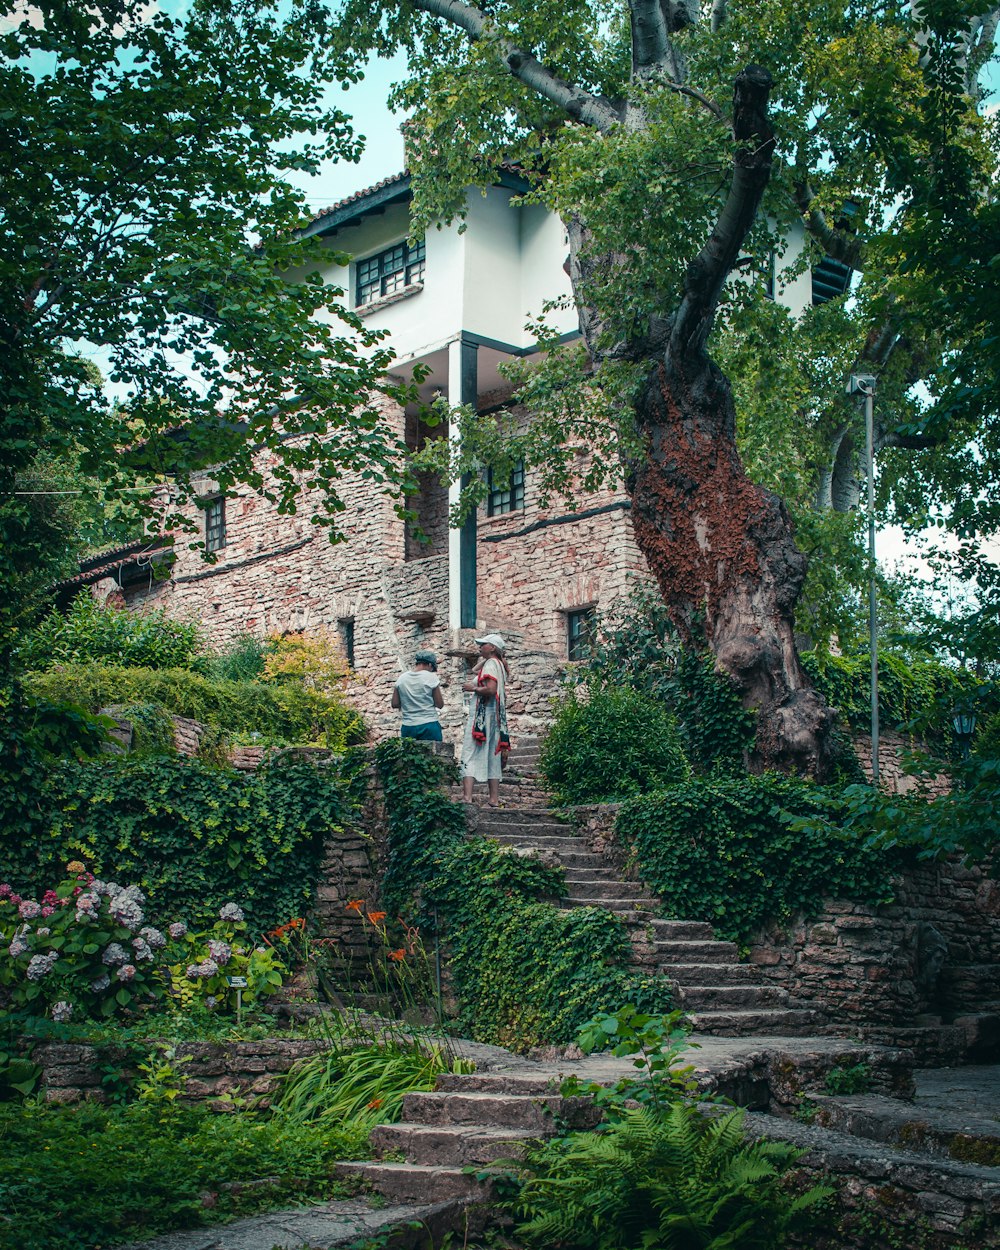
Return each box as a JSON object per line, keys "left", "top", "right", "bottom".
{"left": 0, "top": 865, "right": 287, "bottom": 1022}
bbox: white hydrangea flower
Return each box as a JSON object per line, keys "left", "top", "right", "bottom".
{"left": 218, "top": 903, "right": 244, "bottom": 922}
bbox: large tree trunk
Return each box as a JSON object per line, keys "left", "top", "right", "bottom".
{"left": 627, "top": 350, "right": 836, "bottom": 778}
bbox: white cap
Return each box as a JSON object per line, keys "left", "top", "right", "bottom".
{"left": 474, "top": 633, "right": 506, "bottom": 652}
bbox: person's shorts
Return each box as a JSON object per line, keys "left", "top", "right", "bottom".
{"left": 401, "top": 721, "right": 443, "bottom": 741}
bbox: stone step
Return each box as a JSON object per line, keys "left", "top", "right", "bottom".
{"left": 809, "top": 1093, "right": 1000, "bottom": 1163}
{"left": 689, "top": 1008, "right": 817, "bottom": 1036}
{"left": 434, "top": 1072, "right": 560, "bottom": 1096}
{"left": 744, "top": 1110, "right": 1000, "bottom": 1232}
{"left": 561, "top": 879, "right": 659, "bottom": 901}
{"left": 562, "top": 896, "right": 660, "bottom": 914}
{"left": 675, "top": 984, "right": 790, "bottom": 1010}
{"left": 475, "top": 806, "right": 562, "bottom": 824}
{"left": 537, "top": 851, "right": 605, "bottom": 869}
{"left": 629, "top": 919, "right": 718, "bottom": 940}
{"left": 487, "top": 833, "right": 591, "bottom": 852}
{"left": 402, "top": 1089, "right": 601, "bottom": 1132}
{"left": 645, "top": 939, "right": 741, "bottom": 962}
{"left": 560, "top": 867, "right": 627, "bottom": 882}
{"left": 664, "top": 962, "right": 758, "bottom": 986}
{"left": 370, "top": 1121, "right": 539, "bottom": 1167}
{"left": 336, "top": 1161, "right": 492, "bottom": 1204}
{"left": 480, "top": 823, "right": 579, "bottom": 840}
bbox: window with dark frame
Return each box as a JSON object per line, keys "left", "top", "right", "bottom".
{"left": 566, "top": 607, "right": 596, "bottom": 661}
{"left": 204, "top": 497, "right": 226, "bottom": 553}
{"left": 356, "top": 238, "right": 426, "bottom": 307}
{"left": 486, "top": 460, "right": 525, "bottom": 516}
{"left": 339, "top": 618, "right": 356, "bottom": 668}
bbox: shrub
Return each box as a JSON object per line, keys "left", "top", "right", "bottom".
{"left": 263, "top": 627, "right": 349, "bottom": 691}
{"left": 203, "top": 631, "right": 270, "bottom": 683}
{"left": 0, "top": 868, "right": 286, "bottom": 1022}
{"left": 540, "top": 686, "right": 690, "bottom": 804}
{"left": 18, "top": 596, "right": 208, "bottom": 673}
{"left": 24, "top": 662, "right": 366, "bottom": 748}
{"left": 0, "top": 755, "right": 356, "bottom": 933}
{"left": 579, "top": 585, "right": 757, "bottom": 776}
{"left": 616, "top": 775, "right": 896, "bottom": 945}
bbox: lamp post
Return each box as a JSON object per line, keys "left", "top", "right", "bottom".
{"left": 952, "top": 709, "right": 977, "bottom": 789}
{"left": 848, "top": 373, "right": 879, "bottom": 786}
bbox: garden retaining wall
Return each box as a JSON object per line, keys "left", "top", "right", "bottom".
{"left": 30, "top": 1038, "right": 330, "bottom": 1106}
{"left": 570, "top": 802, "right": 1000, "bottom": 1060}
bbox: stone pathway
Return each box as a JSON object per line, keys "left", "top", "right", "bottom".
{"left": 119, "top": 1196, "right": 443, "bottom": 1250}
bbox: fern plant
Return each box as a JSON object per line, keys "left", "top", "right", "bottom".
{"left": 510, "top": 1103, "right": 830, "bottom": 1250}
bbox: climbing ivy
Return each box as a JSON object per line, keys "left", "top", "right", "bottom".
{"left": 802, "top": 649, "right": 989, "bottom": 741}
{"left": 0, "top": 755, "right": 360, "bottom": 932}
{"left": 616, "top": 775, "right": 898, "bottom": 945}
{"left": 374, "top": 740, "right": 671, "bottom": 1051}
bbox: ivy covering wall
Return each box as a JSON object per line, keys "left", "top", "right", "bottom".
{"left": 616, "top": 775, "right": 898, "bottom": 945}
{"left": 0, "top": 756, "right": 358, "bottom": 932}
{"left": 374, "top": 740, "right": 670, "bottom": 1051}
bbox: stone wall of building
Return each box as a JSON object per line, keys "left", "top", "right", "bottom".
{"left": 116, "top": 413, "right": 646, "bottom": 745}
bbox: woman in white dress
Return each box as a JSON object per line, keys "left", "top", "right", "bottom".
{"left": 460, "top": 633, "right": 511, "bottom": 806}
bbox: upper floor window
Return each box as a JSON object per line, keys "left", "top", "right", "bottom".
{"left": 566, "top": 606, "right": 596, "bottom": 661}
{"left": 487, "top": 460, "right": 525, "bottom": 517}
{"left": 204, "top": 497, "right": 226, "bottom": 553}
{"left": 356, "top": 238, "right": 426, "bottom": 306}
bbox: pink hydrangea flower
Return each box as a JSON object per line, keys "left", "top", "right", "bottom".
{"left": 116, "top": 964, "right": 136, "bottom": 982}
{"left": 18, "top": 900, "right": 41, "bottom": 920}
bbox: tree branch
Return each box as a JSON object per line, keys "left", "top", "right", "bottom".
{"left": 629, "top": 0, "right": 695, "bottom": 80}
{"left": 793, "top": 182, "right": 865, "bottom": 270}
{"left": 405, "top": 0, "right": 621, "bottom": 131}
{"left": 669, "top": 65, "right": 775, "bottom": 359}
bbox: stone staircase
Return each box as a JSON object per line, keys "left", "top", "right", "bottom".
{"left": 338, "top": 1069, "right": 594, "bottom": 1209}
{"left": 462, "top": 737, "right": 815, "bottom": 1037}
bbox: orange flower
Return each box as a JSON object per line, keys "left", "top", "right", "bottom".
{"left": 366, "top": 910, "right": 387, "bottom": 926}
{"left": 388, "top": 948, "right": 406, "bottom": 962}
{"left": 290, "top": 917, "right": 305, "bottom": 930}
{"left": 366, "top": 1097, "right": 384, "bottom": 1110}
{"left": 346, "top": 899, "right": 364, "bottom": 913}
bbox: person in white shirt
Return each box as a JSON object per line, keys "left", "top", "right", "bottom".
{"left": 391, "top": 650, "right": 444, "bottom": 741}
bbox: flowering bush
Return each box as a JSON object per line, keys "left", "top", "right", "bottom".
{"left": 0, "top": 865, "right": 287, "bottom": 1022}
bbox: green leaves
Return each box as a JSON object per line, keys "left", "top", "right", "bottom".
{"left": 373, "top": 739, "right": 672, "bottom": 1050}
{"left": 617, "top": 774, "right": 896, "bottom": 945}
{"left": 0, "top": 755, "right": 357, "bottom": 933}
{"left": 540, "top": 685, "right": 690, "bottom": 805}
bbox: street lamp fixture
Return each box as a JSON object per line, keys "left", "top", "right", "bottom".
{"left": 952, "top": 709, "right": 977, "bottom": 756}
{"left": 847, "top": 373, "right": 879, "bottom": 786}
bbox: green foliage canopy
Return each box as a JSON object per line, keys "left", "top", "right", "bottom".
{"left": 0, "top": 0, "right": 410, "bottom": 652}
{"left": 333, "top": 0, "right": 999, "bottom": 648}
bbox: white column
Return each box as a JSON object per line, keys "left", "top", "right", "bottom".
{"left": 448, "top": 338, "right": 464, "bottom": 630}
